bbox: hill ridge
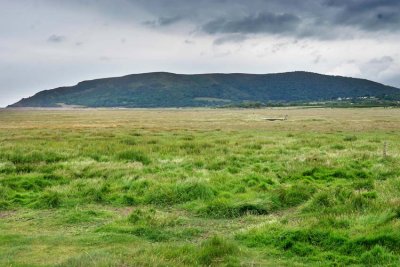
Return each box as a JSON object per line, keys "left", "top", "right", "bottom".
{"left": 9, "top": 71, "right": 400, "bottom": 108}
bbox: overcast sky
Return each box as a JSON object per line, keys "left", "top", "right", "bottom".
{"left": 1, "top": 0, "right": 399, "bottom": 107}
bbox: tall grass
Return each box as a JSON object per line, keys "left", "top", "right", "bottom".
{"left": 1, "top": 108, "right": 400, "bottom": 266}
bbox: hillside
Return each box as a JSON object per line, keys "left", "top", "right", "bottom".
{"left": 8, "top": 71, "right": 400, "bottom": 108}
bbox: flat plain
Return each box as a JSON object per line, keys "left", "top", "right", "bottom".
{"left": 1, "top": 108, "right": 400, "bottom": 266}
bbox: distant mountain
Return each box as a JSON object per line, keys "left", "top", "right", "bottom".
{"left": 8, "top": 71, "right": 400, "bottom": 108}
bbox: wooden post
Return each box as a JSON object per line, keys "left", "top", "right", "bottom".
{"left": 383, "top": 141, "right": 387, "bottom": 158}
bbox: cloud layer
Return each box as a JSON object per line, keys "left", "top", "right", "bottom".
{"left": 0, "top": 0, "right": 399, "bottom": 107}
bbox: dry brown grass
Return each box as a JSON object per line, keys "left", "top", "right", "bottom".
{"left": 2, "top": 107, "right": 400, "bottom": 133}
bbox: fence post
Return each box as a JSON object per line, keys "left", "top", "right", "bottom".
{"left": 383, "top": 141, "right": 387, "bottom": 158}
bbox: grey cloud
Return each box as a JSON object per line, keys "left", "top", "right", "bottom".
{"left": 313, "top": 55, "right": 322, "bottom": 64}
{"left": 47, "top": 34, "right": 66, "bottom": 43}
{"left": 184, "top": 39, "right": 195, "bottom": 44}
{"left": 361, "top": 56, "right": 395, "bottom": 76}
{"left": 144, "top": 16, "right": 182, "bottom": 27}
{"left": 202, "top": 12, "right": 300, "bottom": 35}
{"left": 49, "top": 0, "right": 400, "bottom": 42}
{"left": 325, "top": 0, "right": 400, "bottom": 31}
{"left": 384, "top": 75, "right": 400, "bottom": 88}
{"left": 325, "top": 0, "right": 400, "bottom": 10}
{"left": 213, "top": 34, "right": 248, "bottom": 45}
{"left": 99, "top": 56, "right": 111, "bottom": 61}
{"left": 158, "top": 16, "right": 181, "bottom": 26}
{"left": 136, "top": 0, "right": 400, "bottom": 40}
{"left": 370, "top": 56, "right": 394, "bottom": 64}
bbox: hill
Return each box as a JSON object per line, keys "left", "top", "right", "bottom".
{"left": 8, "top": 71, "right": 400, "bottom": 108}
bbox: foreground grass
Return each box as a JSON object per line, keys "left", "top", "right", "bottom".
{"left": 1, "top": 108, "right": 400, "bottom": 266}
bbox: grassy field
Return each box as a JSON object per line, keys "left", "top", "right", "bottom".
{"left": 1, "top": 108, "right": 400, "bottom": 266}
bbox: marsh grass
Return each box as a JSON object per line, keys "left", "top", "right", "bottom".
{"left": 1, "top": 108, "right": 400, "bottom": 266}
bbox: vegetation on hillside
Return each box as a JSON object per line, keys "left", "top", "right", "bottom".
{"left": 9, "top": 71, "right": 400, "bottom": 108}
{"left": 1, "top": 108, "right": 400, "bottom": 266}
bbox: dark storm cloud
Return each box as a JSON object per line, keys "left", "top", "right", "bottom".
{"left": 324, "top": 0, "right": 400, "bottom": 31}
{"left": 54, "top": 0, "right": 400, "bottom": 40}
{"left": 202, "top": 12, "right": 300, "bottom": 35}
{"left": 325, "top": 0, "right": 400, "bottom": 10}
{"left": 133, "top": 0, "right": 400, "bottom": 39}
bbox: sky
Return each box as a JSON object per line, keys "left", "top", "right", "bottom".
{"left": 1, "top": 0, "right": 400, "bottom": 107}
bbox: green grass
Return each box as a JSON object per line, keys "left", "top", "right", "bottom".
{"left": 1, "top": 108, "right": 400, "bottom": 266}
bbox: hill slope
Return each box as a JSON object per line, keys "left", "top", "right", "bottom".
{"left": 9, "top": 71, "right": 400, "bottom": 107}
